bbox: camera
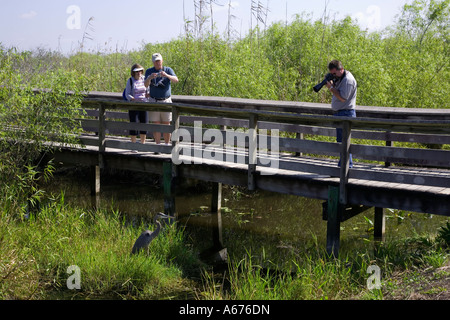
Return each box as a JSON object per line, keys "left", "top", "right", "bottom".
{"left": 313, "top": 73, "right": 336, "bottom": 92}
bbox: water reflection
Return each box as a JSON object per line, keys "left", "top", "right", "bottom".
{"left": 44, "top": 168, "right": 449, "bottom": 261}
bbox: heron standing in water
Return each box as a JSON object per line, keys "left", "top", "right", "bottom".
{"left": 131, "top": 212, "right": 175, "bottom": 255}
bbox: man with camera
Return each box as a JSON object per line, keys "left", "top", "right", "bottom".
{"left": 144, "top": 53, "right": 179, "bottom": 146}
{"left": 325, "top": 60, "right": 357, "bottom": 167}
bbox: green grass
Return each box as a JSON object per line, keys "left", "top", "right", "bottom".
{"left": 0, "top": 198, "right": 204, "bottom": 299}
{"left": 2, "top": 193, "right": 450, "bottom": 300}
{"left": 199, "top": 249, "right": 381, "bottom": 300}
{"left": 198, "top": 228, "right": 450, "bottom": 300}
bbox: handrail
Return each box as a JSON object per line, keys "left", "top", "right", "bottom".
{"left": 84, "top": 91, "right": 450, "bottom": 120}
{"left": 82, "top": 99, "right": 450, "bottom": 134}
{"left": 77, "top": 96, "right": 450, "bottom": 209}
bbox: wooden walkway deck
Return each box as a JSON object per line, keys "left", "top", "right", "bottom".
{"left": 46, "top": 92, "right": 450, "bottom": 256}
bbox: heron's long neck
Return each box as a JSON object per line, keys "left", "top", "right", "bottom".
{"left": 154, "top": 221, "right": 161, "bottom": 235}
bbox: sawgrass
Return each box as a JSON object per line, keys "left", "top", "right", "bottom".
{"left": 199, "top": 232, "right": 450, "bottom": 300}
{"left": 0, "top": 197, "right": 204, "bottom": 299}
{"left": 1, "top": 192, "right": 450, "bottom": 300}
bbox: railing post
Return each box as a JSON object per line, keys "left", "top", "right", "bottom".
{"left": 326, "top": 120, "right": 351, "bottom": 258}
{"left": 248, "top": 114, "right": 258, "bottom": 191}
{"left": 339, "top": 120, "right": 351, "bottom": 205}
{"left": 385, "top": 131, "right": 392, "bottom": 168}
{"left": 171, "top": 105, "right": 180, "bottom": 174}
{"left": 98, "top": 103, "right": 106, "bottom": 168}
{"left": 91, "top": 103, "right": 106, "bottom": 209}
{"left": 295, "top": 132, "right": 304, "bottom": 157}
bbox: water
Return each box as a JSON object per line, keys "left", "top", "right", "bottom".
{"left": 43, "top": 166, "right": 450, "bottom": 261}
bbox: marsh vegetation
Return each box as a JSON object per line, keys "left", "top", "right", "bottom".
{"left": 1, "top": 0, "right": 449, "bottom": 300}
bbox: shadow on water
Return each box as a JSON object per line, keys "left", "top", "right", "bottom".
{"left": 43, "top": 166, "right": 450, "bottom": 262}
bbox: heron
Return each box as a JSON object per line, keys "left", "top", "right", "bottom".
{"left": 131, "top": 212, "right": 175, "bottom": 255}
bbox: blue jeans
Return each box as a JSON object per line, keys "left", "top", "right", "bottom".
{"left": 334, "top": 109, "right": 356, "bottom": 168}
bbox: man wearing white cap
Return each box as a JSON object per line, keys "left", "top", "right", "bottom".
{"left": 144, "top": 53, "right": 179, "bottom": 145}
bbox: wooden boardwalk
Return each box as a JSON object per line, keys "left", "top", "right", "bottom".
{"left": 46, "top": 91, "right": 450, "bottom": 256}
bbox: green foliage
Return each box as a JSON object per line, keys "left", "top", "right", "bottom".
{"left": 0, "top": 204, "right": 202, "bottom": 299}
{"left": 55, "top": 1, "right": 449, "bottom": 108}
{"left": 3, "top": 0, "right": 447, "bottom": 109}
{"left": 0, "top": 46, "right": 87, "bottom": 217}
{"left": 0, "top": 0, "right": 449, "bottom": 300}
{"left": 437, "top": 221, "right": 450, "bottom": 246}
{"left": 199, "top": 249, "right": 377, "bottom": 300}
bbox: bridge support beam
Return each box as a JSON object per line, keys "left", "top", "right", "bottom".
{"left": 90, "top": 165, "right": 101, "bottom": 209}
{"left": 199, "top": 182, "right": 228, "bottom": 265}
{"left": 211, "top": 182, "right": 224, "bottom": 249}
{"left": 326, "top": 186, "right": 342, "bottom": 257}
{"left": 163, "top": 161, "right": 176, "bottom": 217}
{"left": 374, "top": 207, "right": 385, "bottom": 241}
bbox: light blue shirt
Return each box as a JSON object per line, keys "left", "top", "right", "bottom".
{"left": 331, "top": 70, "right": 357, "bottom": 111}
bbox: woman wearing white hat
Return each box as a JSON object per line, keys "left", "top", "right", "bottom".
{"left": 125, "top": 63, "right": 149, "bottom": 146}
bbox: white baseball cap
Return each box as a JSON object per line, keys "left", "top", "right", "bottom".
{"left": 152, "top": 53, "right": 163, "bottom": 62}
{"left": 132, "top": 67, "right": 144, "bottom": 72}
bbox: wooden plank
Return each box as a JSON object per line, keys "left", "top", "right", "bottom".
{"left": 180, "top": 116, "right": 247, "bottom": 128}
{"left": 100, "top": 152, "right": 165, "bottom": 174}
{"left": 349, "top": 166, "right": 450, "bottom": 188}
{"left": 351, "top": 130, "right": 450, "bottom": 144}
{"left": 275, "top": 156, "right": 340, "bottom": 176}
{"left": 346, "top": 182, "right": 450, "bottom": 215}
{"left": 104, "top": 138, "right": 171, "bottom": 154}
{"left": 104, "top": 121, "right": 174, "bottom": 134}
{"left": 177, "top": 162, "right": 248, "bottom": 187}
{"left": 351, "top": 144, "right": 450, "bottom": 167}
{"left": 79, "top": 135, "right": 99, "bottom": 147}
{"left": 279, "top": 137, "right": 340, "bottom": 155}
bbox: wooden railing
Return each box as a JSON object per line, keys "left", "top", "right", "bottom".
{"left": 79, "top": 93, "right": 450, "bottom": 208}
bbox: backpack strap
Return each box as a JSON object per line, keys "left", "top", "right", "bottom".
{"left": 129, "top": 77, "right": 133, "bottom": 97}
